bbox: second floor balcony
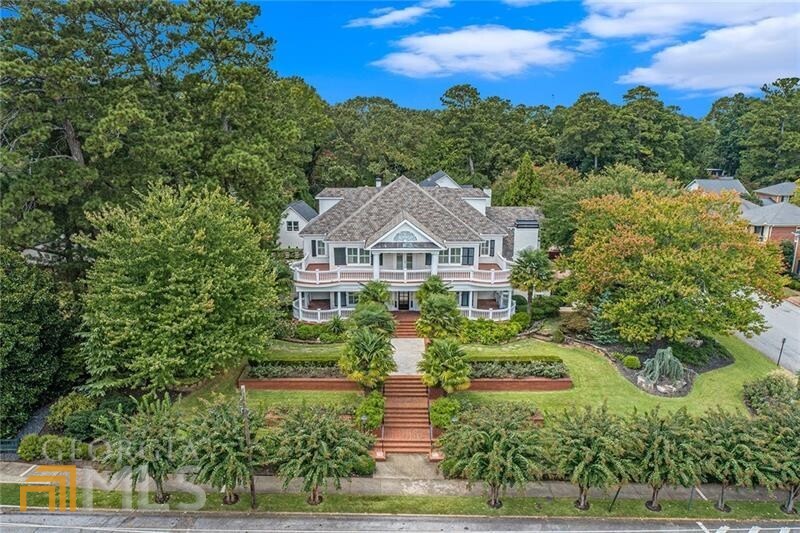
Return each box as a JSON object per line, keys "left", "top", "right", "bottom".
{"left": 292, "top": 257, "right": 511, "bottom": 286}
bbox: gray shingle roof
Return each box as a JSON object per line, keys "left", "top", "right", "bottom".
{"left": 741, "top": 201, "right": 800, "bottom": 227}
{"left": 287, "top": 200, "right": 317, "bottom": 222}
{"left": 486, "top": 207, "right": 542, "bottom": 259}
{"left": 427, "top": 188, "right": 505, "bottom": 235}
{"left": 325, "top": 176, "right": 482, "bottom": 243}
{"left": 301, "top": 187, "right": 379, "bottom": 236}
{"left": 419, "top": 170, "right": 452, "bottom": 187}
{"left": 754, "top": 181, "right": 797, "bottom": 196}
{"left": 689, "top": 178, "right": 749, "bottom": 196}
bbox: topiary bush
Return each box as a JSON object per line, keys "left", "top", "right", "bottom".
{"left": 429, "top": 397, "right": 464, "bottom": 429}
{"left": 46, "top": 393, "right": 94, "bottom": 431}
{"left": 17, "top": 434, "right": 42, "bottom": 461}
{"left": 743, "top": 371, "right": 799, "bottom": 415}
{"left": 622, "top": 355, "right": 641, "bottom": 370}
{"left": 354, "top": 391, "right": 385, "bottom": 431}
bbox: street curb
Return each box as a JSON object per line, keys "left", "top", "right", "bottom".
{"left": 2, "top": 505, "right": 797, "bottom": 523}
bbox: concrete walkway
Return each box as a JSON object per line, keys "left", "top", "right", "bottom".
{"left": 390, "top": 338, "right": 425, "bottom": 374}
{"left": 0, "top": 460, "right": 787, "bottom": 503}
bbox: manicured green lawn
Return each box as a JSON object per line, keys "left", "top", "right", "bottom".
{"left": 458, "top": 336, "right": 777, "bottom": 416}
{"left": 0, "top": 483, "right": 788, "bottom": 520}
{"left": 174, "top": 340, "right": 356, "bottom": 414}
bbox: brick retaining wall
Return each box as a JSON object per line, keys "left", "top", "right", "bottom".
{"left": 237, "top": 376, "right": 361, "bottom": 391}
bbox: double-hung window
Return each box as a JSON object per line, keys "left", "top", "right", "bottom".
{"left": 479, "top": 240, "right": 495, "bottom": 256}
{"left": 315, "top": 240, "right": 326, "bottom": 256}
{"left": 286, "top": 220, "right": 299, "bottom": 232}
{"left": 438, "top": 248, "right": 462, "bottom": 264}
{"left": 346, "top": 247, "right": 370, "bottom": 265}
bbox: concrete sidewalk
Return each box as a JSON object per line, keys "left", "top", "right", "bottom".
{"left": 0, "top": 459, "right": 787, "bottom": 503}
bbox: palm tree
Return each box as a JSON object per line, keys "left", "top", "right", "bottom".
{"left": 96, "top": 394, "right": 183, "bottom": 504}
{"left": 438, "top": 418, "right": 542, "bottom": 508}
{"left": 351, "top": 300, "right": 395, "bottom": 336}
{"left": 357, "top": 280, "right": 390, "bottom": 306}
{"left": 416, "top": 275, "right": 450, "bottom": 305}
{"left": 631, "top": 408, "right": 702, "bottom": 512}
{"left": 509, "top": 249, "right": 553, "bottom": 318}
{"left": 416, "top": 293, "right": 463, "bottom": 339}
{"left": 339, "top": 327, "right": 396, "bottom": 391}
{"left": 417, "top": 338, "right": 471, "bottom": 394}
{"left": 547, "top": 405, "right": 634, "bottom": 510}
{"left": 189, "top": 396, "right": 266, "bottom": 505}
{"left": 699, "top": 408, "right": 777, "bottom": 512}
{"left": 270, "top": 407, "right": 373, "bottom": 505}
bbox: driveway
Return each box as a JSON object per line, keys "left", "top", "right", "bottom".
{"left": 738, "top": 300, "right": 800, "bottom": 373}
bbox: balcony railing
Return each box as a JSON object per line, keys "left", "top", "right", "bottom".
{"left": 293, "top": 300, "right": 515, "bottom": 323}
{"left": 459, "top": 300, "right": 516, "bottom": 321}
{"left": 293, "top": 267, "right": 510, "bottom": 286}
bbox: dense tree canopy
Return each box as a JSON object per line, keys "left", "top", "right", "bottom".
{"left": 568, "top": 191, "right": 785, "bottom": 345}
{"left": 79, "top": 184, "right": 280, "bottom": 394}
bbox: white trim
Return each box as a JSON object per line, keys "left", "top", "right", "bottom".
{"left": 365, "top": 219, "right": 445, "bottom": 250}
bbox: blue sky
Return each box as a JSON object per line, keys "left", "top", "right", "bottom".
{"left": 254, "top": 1, "right": 800, "bottom": 117}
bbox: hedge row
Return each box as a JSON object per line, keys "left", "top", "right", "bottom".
{"left": 248, "top": 359, "right": 342, "bottom": 378}
{"left": 470, "top": 360, "right": 569, "bottom": 379}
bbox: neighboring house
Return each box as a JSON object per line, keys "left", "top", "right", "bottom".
{"left": 741, "top": 201, "right": 800, "bottom": 243}
{"left": 754, "top": 181, "right": 797, "bottom": 205}
{"left": 288, "top": 173, "right": 540, "bottom": 322}
{"left": 278, "top": 200, "right": 317, "bottom": 249}
{"left": 685, "top": 177, "right": 749, "bottom": 197}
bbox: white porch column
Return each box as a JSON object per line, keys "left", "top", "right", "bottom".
{"left": 431, "top": 252, "right": 439, "bottom": 275}
{"left": 372, "top": 252, "right": 380, "bottom": 280}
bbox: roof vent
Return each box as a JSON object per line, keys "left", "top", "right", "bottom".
{"left": 515, "top": 219, "right": 539, "bottom": 229}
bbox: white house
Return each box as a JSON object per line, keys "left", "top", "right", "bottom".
{"left": 283, "top": 172, "right": 541, "bottom": 322}
{"left": 278, "top": 200, "right": 318, "bottom": 249}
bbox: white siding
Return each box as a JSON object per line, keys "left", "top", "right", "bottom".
{"left": 278, "top": 208, "right": 306, "bottom": 249}
{"left": 318, "top": 198, "right": 340, "bottom": 214}
{"left": 512, "top": 227, "right": 539, "bottom": 259}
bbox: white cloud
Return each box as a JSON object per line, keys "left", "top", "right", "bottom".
{"left": 581, "top": 0, "right": 797, "bottom": 38}
{"left": 372, "top": 25, "right": 573, "bottom": 78}
{"left": 501, "top": 0, "right": 557, "bottom": 6}
{"left": 618, "top": 14, "right": 800, "bottom": 92}
{"left": 346, "top": 0, "right": 452, "bottom": 29}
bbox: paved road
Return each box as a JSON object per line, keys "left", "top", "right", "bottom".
{"left": 1, "top": 511, "right": 799, "bottom": 533}
{"left": 739, "top": 301, "right": 800, "bottom": 373}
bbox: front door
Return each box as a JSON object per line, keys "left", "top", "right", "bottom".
{"left": 397, "top": 291, "right": 410, "bottom": 310}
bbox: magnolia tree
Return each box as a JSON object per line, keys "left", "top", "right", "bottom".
{"left": 568, "top": 191, "right": 784, "bottom": 347}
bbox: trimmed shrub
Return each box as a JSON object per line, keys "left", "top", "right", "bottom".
{"left": 248, "top": 360, "right": 342, "bottom": 378}
{"left": 318, "top": 331, "right": 344, "bottom": 344}
{"left": 274, "top": 319, "right": 296, "bottom": 340}
{"left": 46, "top": 393, "right": 94, "bottom": 431}
{"left": 743, "top": 372, "right": 798, "bottom": 415}
{"left": 510, "top": 312, "right": 531, "bottom": 330}
{"left": 64, "top": 410, "right": 102, "bottom": 441}
{"left": 551, "top": 329, "right": 565, "bottom": 343}
{"left": 294, "top": 323, "right": 327, "bottom": 341}
{"left": 470, "top": 360, "right": 569, "bottom": 379}
{"left": 354, "top": 391, "right": 385, "bottom": 431}
{"left": 17, "top": 434, "right": 42, "bottom": 462}
{"left": 459, "top": 318, "right": 522, "bottom": 345}
{"left": 622, "top": 355, "right": 641, "bottom": 370}
{"left": 429, "top": 397, "right": 463, "bottom": 429}
{"left": 352, "top": 455, "right": 376, "bottom": 476}
{"left": 512, "top": 294, "right": 528, "bottom": 314}
{"left": 529, "top": 295, "right": 563, "bottom": 321}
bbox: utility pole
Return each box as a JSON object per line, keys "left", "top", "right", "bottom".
{"left": 240, "top": 385, "right": 257, "bottom": 510}
{"left": 777, "top": 337, "right": 786, "bottom": 368}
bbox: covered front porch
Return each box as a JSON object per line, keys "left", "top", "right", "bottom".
{"left": 293, "top": 289, "right": 515, "bottom": 323}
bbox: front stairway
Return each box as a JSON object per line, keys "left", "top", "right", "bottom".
{"left": 393, "top": 312, "right": 419, "bottom": 338}
{"left": 377, "top": 375, "right": 432, "bottom": 455}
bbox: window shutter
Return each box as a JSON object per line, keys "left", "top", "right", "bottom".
{"left": 310, "top": 240, "right": 317, "bottom": 257}
{"left": 379, "top": 254, "right": 384, "bottom": 266}
{"left": 490, "top": 240, "right": 495, "bottom": 256}
{"left": 462, "top": 247, "right": 474, "bottom": 266}
{"left": 425, "top": 253, "right": 432, "bottom": 266}
{"left": 334, "top": 248, "right": 346, "bottom": 265}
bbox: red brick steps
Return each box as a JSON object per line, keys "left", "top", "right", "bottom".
{"left": 393, "top": 312, "right": 420, "bottom": 338}
{"left": 375, "top": 375, "right": 432, "bottom": 456}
